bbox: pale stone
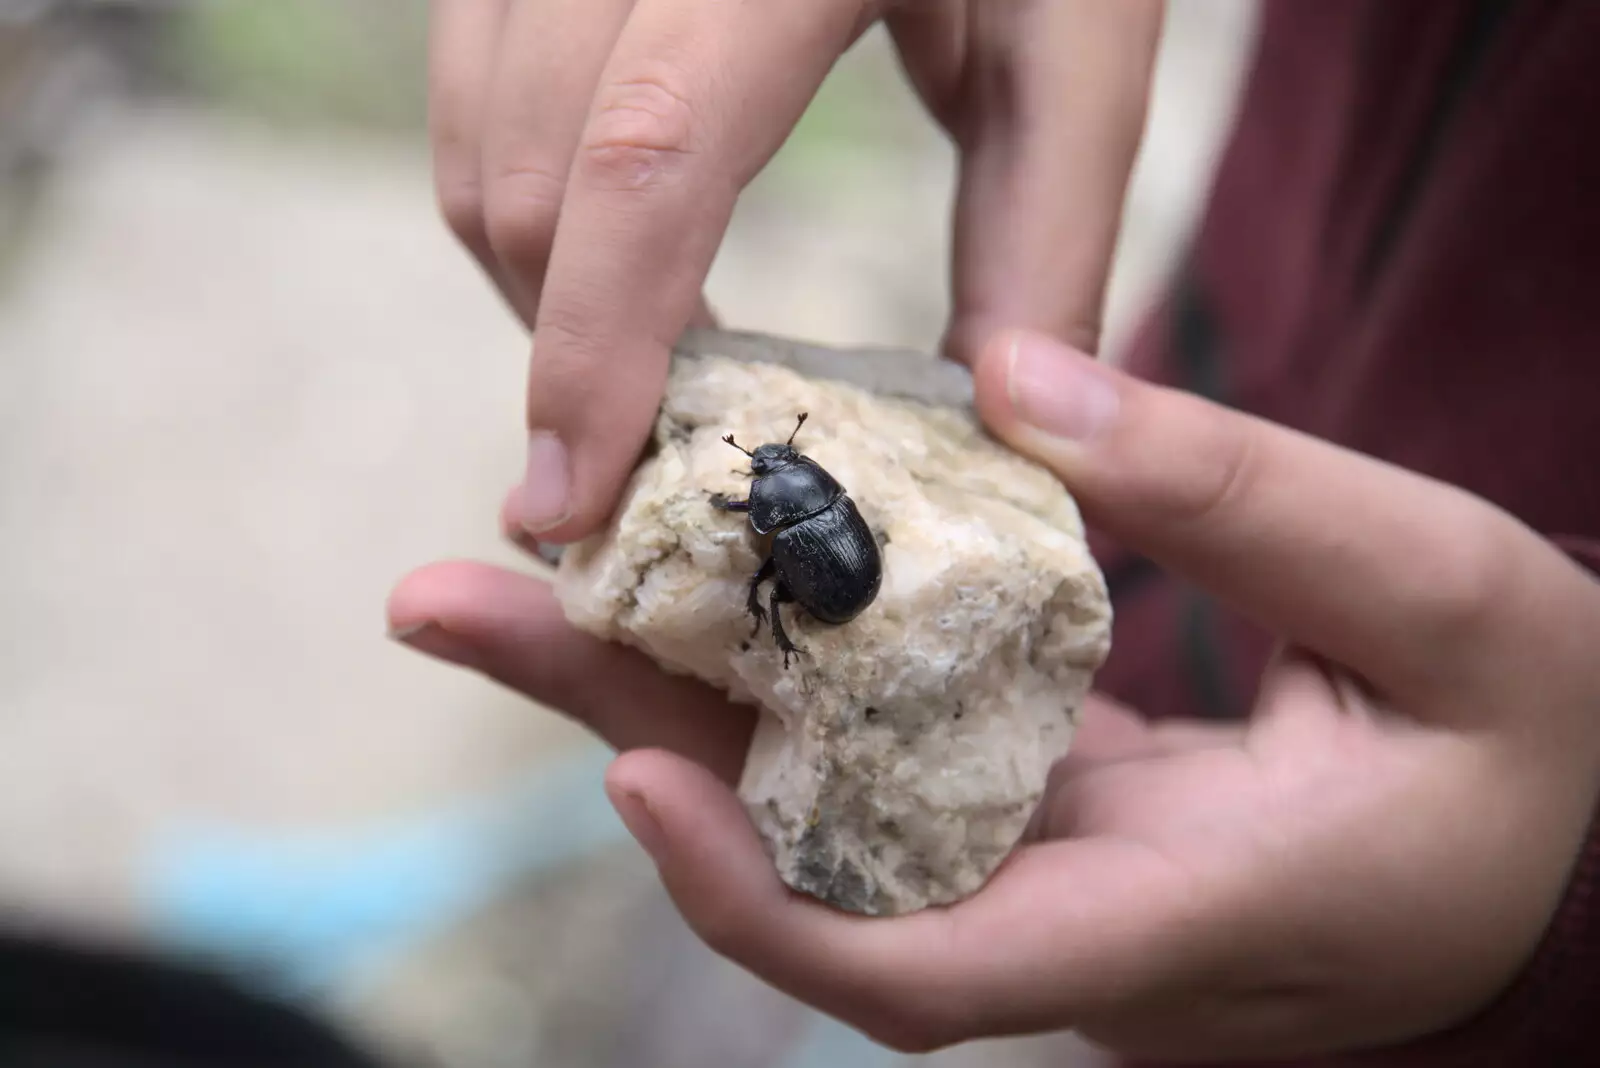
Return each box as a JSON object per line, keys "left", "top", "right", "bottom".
{"left": 553, "top": 331, "right": 1112, "bottom": 915}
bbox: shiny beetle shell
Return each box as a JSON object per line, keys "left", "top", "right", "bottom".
{"left": 710, "top": 413, "right": 883, "bottom": 667}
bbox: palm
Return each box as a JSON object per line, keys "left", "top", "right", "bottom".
{"left": 982, "top": 658, "right": 1500, "bottom": 1052}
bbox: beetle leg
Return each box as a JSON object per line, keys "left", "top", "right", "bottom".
{"left": 709, "top": 492, "right": 750, "bottom": 512}
{"left": 746, "top": 556, "right": 775, "bottom": 635}
{"left": 769, "top": 581, "right": 800, "bottom": 669}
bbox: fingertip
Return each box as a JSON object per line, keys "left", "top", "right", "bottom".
{"left": 510, "top": 485, "right": 615, "bottom": 547}
{"left": 970, "top": 328, "right": 1134, "bottom": 503}
{"left": 602, "top": 746, "right": 674, "bottom": 799}
{"left": 971, "top": 328, "right": 1080, "bottom": 463}
{"left": 513, "top": 428, "right": 575, "bottom": 539}
{"left": 385, "top": 559, "right": 509, "bottom": 635}
{"left": 386, "top": 561, "right": 544, "bottom": 671}
{"left": 497, "top": 483, "right": 562, "bottom": 564}
{"left": 603, "top": 757, "right": 669, "bottom": 865}
{"left": 498, "top": 483, "right": 522, "bottom": 537}
{"left": 971, "top": 327, "right": 1026, "bottom": 433}
{"left": 517, "top": 349, "right": 664, "bottom": 545}
{"left": 605, "top": 747, "right": 790, "bottom": 935}
{"left": 385, "top": 566, "right": 437, "bottom": 636}
{"left": 605, "top": 748, "right": 767, "bottom": 870}
{"left": 385, "top": 560, "right": 575, "bottom": 671}
{"left": 689, "top": 291, "right": 719, "bottom": 329}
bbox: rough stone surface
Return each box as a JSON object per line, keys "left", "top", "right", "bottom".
{"left": 554, "top": 331, "right": 1112, "bottom": 916}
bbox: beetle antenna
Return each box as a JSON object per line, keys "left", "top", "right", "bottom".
{"left": 786, "top": 412, "right": 808, "bottom": 446}
{"left": 722, "top": 433, "right": 754, "bottom": 457}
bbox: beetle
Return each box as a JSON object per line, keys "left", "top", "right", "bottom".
{"left": 709, "top": 412, "right": 883, "bottom": 668}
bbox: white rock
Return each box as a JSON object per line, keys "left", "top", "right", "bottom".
{"left": 554, "top": 333, "right": 1112, "bottom": 915}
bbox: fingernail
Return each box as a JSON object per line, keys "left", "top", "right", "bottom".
{"left": 502, "top": 525, "right": 566, "bottom": 568}
{"left": 607, "top": 785, "right": 667, "bottom": 864}
{"left": 518, "top": 431, "right": 571, "bottom": 534}
{"left": 504, "top": 524, "right": 540, "bottom": 556}
{"left": 389, "top": 620, "right": 486, "bottom": 673}
{"left": 506, "top": 526, "right": 541, "bottom": 555}
{"left": 1005, "top": 332, "right": 1121, "bottom": 442}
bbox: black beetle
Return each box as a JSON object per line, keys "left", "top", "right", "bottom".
{"left": 710, "top": 413, "right": 883, "bottom": 668}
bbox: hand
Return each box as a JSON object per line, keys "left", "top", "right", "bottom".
{"left": 426, "top": 0, "right": 1164, "bottom": 542}
{"left": 389, "top": 330, "right": 1600, "bottom": 1059}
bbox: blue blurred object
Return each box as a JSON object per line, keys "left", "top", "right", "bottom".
{"left": 139, "top": 742, "right": 627, "bottom": 1000}
{"left": 781, "top": 1014, "right": 906, "bottom": 1068}
{"left": 140, "top": 738, "right": 905, "bottom": 1068}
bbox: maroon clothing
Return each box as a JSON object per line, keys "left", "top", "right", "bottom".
{"left": 1095, "top": 1, "right": 1600, "bottom": 1064}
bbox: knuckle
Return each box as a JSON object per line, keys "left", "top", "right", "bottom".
{"left": 1164, "top": 414, "right": 1261, "bottom": 529}
{"left": 429, "top": 105, "right": 486, "bottom": 247}
{"left": 855, "top": 970, "right": 973, "bottom": 1054}
{"left": 866, "top": 1024, "right": 940, "bottom": 1056}
{"left": 580, "top": 73, "right": 700, "bottom": 189}
{"left": 684, "top": 904, "right": 753, "bottom": 963}
{"left": 1062, "top": 318, "right": 1103, "bottom": 359}
{"left": 529, "top": 304, "right": 606, "bottom": 389}
{"left": 483, "top": 161, "right": 565, "bottom": 266}
{"left": 435, "top": 178, "right": 485, "bottom": 250}
{"left": 862, "top": 1007, "right": 958, "bottom": 1055}
{"left": 526, "top": 311, "right": 631, "bottom": 427}
{"left": 1406, "top": 504, "right": 1513, "bottom": 640}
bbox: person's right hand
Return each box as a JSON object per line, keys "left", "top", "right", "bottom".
{"left": 426, "top": 0, "right": 1164, "bottom": 544}
{"left": 389, "top": 329, "right": 1600, "bottom": 1060}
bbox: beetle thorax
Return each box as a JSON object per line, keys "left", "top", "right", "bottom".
{"left": 746, "top": 456, "right": 844, "bottom": 535}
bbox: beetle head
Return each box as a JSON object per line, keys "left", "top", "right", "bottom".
{"left": 748, "top": 443, "right": 799, "bottom": 475}
{"left": 722, "top": 412, "right": 809, "bottom": 475}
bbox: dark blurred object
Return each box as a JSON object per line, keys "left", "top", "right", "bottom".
{"left": 0, "top": 921, "right": 384, "bottom": 1068}
{"left": 0, "top": 0, "right": 430, "bottom": 268}
{"left": 0, "top": 0, "right": 177, "bottom": 269}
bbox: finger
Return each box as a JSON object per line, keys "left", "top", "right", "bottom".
{"left": 1019, "top": 695, "right": 1166, "bottom": 843}
{"left": 605, "top": 747, "right": 1223, "bottom": 1051}
{"left": 427, "top": 0, "right": 514, "bottom": 292}
{"left": 386, "top": 561, "right": 752, "bottom": 780}
{"left": 1023, "top": 695, "right": 1244, "bottom": 845}
{"left": 1058, "top": 693, "right": 1245, "bottom": 771}
{"left": 890, "top": 1, "right": 1164, "bottom": 363}
{"left": 498, "top": 482, "right": 562, "bottom": 566}
{"left": 479, "top": 0, "right": 634, "bottom": 324}
{"left": 972, "top": 329, "right": 1565, "bottom": 711}
{"left": 511, "top": 0, "right": 865, "bottom": 541}
{"left": 436, "top": 1, "right": 718, "bottom": 331}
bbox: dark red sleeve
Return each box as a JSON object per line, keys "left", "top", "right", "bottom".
{"left": 1553, "top": 538, "right": 1600, "bottom": 580}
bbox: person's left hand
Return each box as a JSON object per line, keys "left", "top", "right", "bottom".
{"left": 386, "top": 332, "right": 1600, "bottom": 1061}
{"left": 427, "top": 0, "right": 1162, "bottom": 545}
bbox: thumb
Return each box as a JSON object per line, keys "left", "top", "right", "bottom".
{"left": 971, "top": 329, "right": 1540, "bottom": 709}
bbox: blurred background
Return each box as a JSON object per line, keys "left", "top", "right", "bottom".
{"left": 0, "top": 1, "right": 1258, "bottom": 1065}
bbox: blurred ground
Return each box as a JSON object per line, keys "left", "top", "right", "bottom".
{"left": 0, "top": 4, "right": 1258, "bottom": 1066}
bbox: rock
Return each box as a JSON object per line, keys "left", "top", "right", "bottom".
{"left": 553, "top": 330, "right": 1112, "bottom": 916}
